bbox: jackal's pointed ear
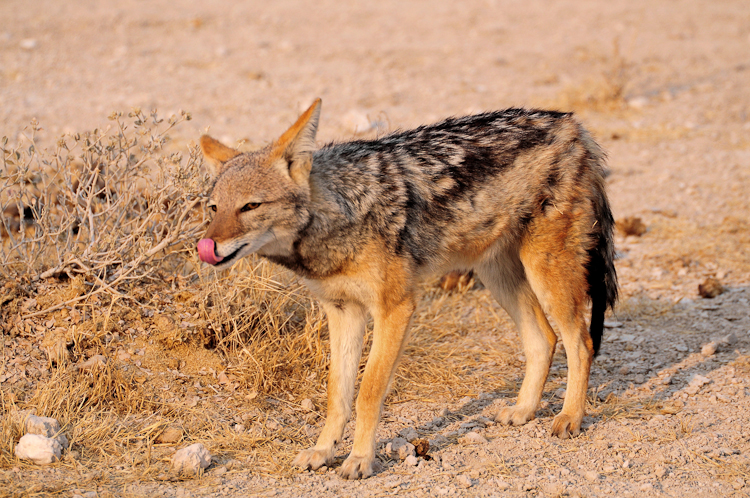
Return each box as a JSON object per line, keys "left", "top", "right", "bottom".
{"left": 200, "top": 135, "right": 241, "bottom": 176}
{"left": 272, "top": 99, "right": 321, "bottom": 186}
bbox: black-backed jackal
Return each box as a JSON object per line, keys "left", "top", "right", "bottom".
{"left": 197, "top": 99, "right": 617, "bottom": 479}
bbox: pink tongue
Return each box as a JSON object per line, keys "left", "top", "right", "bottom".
{"left": 198, "top": 238, "right": 224, "bottom": 265}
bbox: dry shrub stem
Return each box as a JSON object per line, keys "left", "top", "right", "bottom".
{"left": 1, "top": 109, "right": 209, "bottom": 306}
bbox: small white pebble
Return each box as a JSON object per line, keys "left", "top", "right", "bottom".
{"left": 584, "top": 470, "right": 599, "bottom": 482}
{"left": 300, "top": 398, "right": 315, "bottom": 412}
{"left": 15, "top": 434, "right": 62, "bottom": 465}
{"left": 20, "top": 38, "right": 38, "bottom": 50}
{"left": 456, "top": 474, "right": 473, "bottom": 488}
{"left": 404, "top": 455, "right": 418, "bottom": 466}
{"left": 701, "top": 342, "right": 718, "bottom": 357}
{"left": 460, "top": 431, "right": 488, "bottom": 444}
{"left": 171, "top": 443, "right": 211, "bottom": 476}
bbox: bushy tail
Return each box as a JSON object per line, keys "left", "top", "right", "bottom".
{"left": 586, "top": 152, "right": 618, "bottom": 356}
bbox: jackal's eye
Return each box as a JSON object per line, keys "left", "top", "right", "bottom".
{"left": 240, "top": 202, "right": 261, "bottom": 213}
{"left": 208, "top": 204, "right": 217, "bottom": 213}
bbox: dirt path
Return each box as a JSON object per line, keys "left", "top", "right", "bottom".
{"left": 2, "top": 1, "right": 749, "bottom": 496}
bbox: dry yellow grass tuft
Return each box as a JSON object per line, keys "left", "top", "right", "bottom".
{"left": 0, "top": 113, "right": 527, "bottom": 492}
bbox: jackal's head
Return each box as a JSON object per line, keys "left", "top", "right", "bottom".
{"left": 197, "top": 99, "right": 321, "bottom": 269}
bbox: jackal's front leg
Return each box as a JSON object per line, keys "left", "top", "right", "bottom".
{"left": 293, "top": 302, "right": 366, "bottom": 471}
{"left": 338, "top": 298, "right": 415, "bottom": 479}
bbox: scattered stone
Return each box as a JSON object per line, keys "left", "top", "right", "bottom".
{"left": 15, "top": 434, "right": 62, "bottom": 465}
{"left": 494, "top": 479, "right": 510, "bottom": 490}
{"left": 72, "top": 492, "right": 97, "bottom": 498}
{"left": 429, "top": 434, "right": 449, "bottom": 448}
{"left": 698, "top": 277, "right": 724, "bottom": 299}
{"left": 460, "top": 431, "right": 488, "bottom": 444}
{"left": 635, "top": 374, "right": 645, "bottom": 384}
{"left": 156, "top": 425, "right": 183, "bottom": 444}
{"left": 171, "top": 443, "right": 211, "bottom": 476}
{"left": 20, "top": 38, "right": 38, "bottom": 50}
{"left": 456, "top": 474, "right": 473, "bottom": 488}
{"left": 675, "top": 344, "right": 688, "bottom": 352}
{"left": 618, "top": 365, "right": 630, "bottom": 375}
{"left": 617, "top": 217, "right": 647, "bottom": 237}
{"left": 701, "top": 341, "right": 718, "bottom": 356}
{"left": 627, "top": 96, "right": 649, "bottom": 109}
{"left": 640, "top": 483, "right": 653, "bottom": 491}
{"left": 25, "top": 415, "right": 68, "bottom": 449}
{"left": 385, "top": 438, "right": 415, "bottom": 460}
{"left": 542, "top": 482, "right": 565, "bottom": 495}
{"left": 300, "top": 399, "right": 315, "bottom": 412}
{"left": 399, "top": 427, "right": 419, "bottom": 442}
{"left": 721, "top": 332, "right": 738, "bottom": 346}
{"left": 604, "top": 320, "right": 623, "bottom": 328}
{"left": 555, "top": 387, "right": 567, "bottom": 399}
{"left": 654, "top": 465, "right": 666, "bottom": 478}
{"left": 404, "top": 455, "right": 418, "bottom": 466}
{"left": 689, "top": 374, "right": 711, "bottom": 389}
{"left": 584, "top": 470, "right": 600, "bottom": 482}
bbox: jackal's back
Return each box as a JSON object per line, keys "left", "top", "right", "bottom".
{"left": 294, "top": 108, "right": 609, "bottom": 273}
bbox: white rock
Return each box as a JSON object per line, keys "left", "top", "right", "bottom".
{"left": 495, "top": 479, "right": 511, "bottom": 490}
{"left": 627, "top": 96, "right": 649, "bottom": 109}
{"left": 654, "top": 465, "right": 666, "bottom": 478}
{"left": 20, "top": 38, "right": 38, "bottom": 50}
{"left": 583, "top": 470, "right": 600, "bottom": 482}
{"left": 399, "top": 427, "right": 419, "bottom": 442}
{"left": 25, "top": 415, "right": 68, "bottom": 449}
{"left": 15, "top": 434, "right": 62, "bottom": 464}
{"left": 456, "top": 474, "right": 473, "bottom": 488}
{"left": 460, "top": 431, "right": 488, "bottom": 444}
{"left": 386, "top": 437, "right": 415, "bottom": 460}
{"left": 300, "top": 398, "right": 315, "bottom": 412}
{"left": 721, "top": 332, "right": 738, "bottom": 346}
{"left": 171, "top": 443, "right": 211, "bottom": 476}
{"left": 689, "top": 374, "right": 711, "bottom": 389}
{"left": 404, "top": 455, "right": 418, "bottom": 466}
{"left": 398, "top": 442, "right": 416, "bottom": 460}
{"left": 701, "top": 342, "right": 718, "bottom": 357}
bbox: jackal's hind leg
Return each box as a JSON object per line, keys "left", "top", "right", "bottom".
{"left": 478, "top": 260, "right": 557, "bottom": 427}
{"left": 293, "top": 301, "right": 366, "bottom": 471}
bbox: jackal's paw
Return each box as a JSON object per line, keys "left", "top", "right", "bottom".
{"left": 551, "top": 413, "right": 582, "bottom": 439}
{"left": 337, "top": 454, "right": 381, "bottom": 480}
{"left": 293, "top": 447, "right": 333, "bottom": 471}
{"left": 495, "top": 405, "right": 536, "bottom": 426}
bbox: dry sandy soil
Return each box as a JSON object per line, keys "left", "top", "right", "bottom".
{"left": 1, "top": 0, "right": 750, "bottom": 496}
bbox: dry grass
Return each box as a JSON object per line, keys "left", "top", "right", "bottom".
{"left": 0, "top": 113, "right": 525, "bottom": 494}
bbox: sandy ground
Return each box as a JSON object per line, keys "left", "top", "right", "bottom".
{"left": 2, "top": 0, "right": 750, "bottom": 496}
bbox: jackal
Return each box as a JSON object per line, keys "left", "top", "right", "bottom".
{"left": 197, "top": 99, "right": 617, "bottom": 479}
